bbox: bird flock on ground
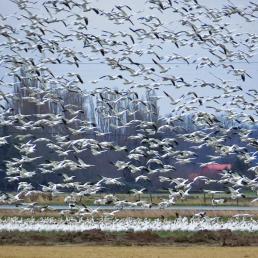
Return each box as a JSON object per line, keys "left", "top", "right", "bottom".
{"left": 0, "top": 0, "right": 257, "bottom": 216}
{"left": 1, "top": 216, "right": 258, "bottom": 233}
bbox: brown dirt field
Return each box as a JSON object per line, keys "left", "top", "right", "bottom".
{"left": 0, "top": 246, "right": 258, "bottom": 258}
{"left": 0, "top": 230, "right": 258, "bottom": 247}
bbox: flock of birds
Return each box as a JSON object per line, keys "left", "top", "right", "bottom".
{"left": 1, "top": 216, "right": 258, "bottom": 233}
{"left": 0, "top": 0, "right": 257, "bottom": 218}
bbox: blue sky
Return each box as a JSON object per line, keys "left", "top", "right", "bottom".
{"left": 0, "top": 0, "right": 257, "bottom": 116}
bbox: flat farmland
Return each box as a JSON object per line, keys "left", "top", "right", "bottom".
{"left": 0, "top": 246, "right": 258, "bottom": 258}
{"left": 3, "top": 192, "right": 257, "bottom": 206}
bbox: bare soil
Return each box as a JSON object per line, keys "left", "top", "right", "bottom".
{"left": 1, "top": 246, "right": 258, "bottom": 258}
{"left": 0, "top": 230, "right": 258, "bottom": 247}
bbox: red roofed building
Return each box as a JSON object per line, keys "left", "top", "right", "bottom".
{"left": 188, "top": 163, "right": 232, "bottom": 181}
{"left": 202, "top": 163, "right": 232, "bottom": 173}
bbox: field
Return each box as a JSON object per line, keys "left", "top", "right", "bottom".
{"left": 1, "top": 192, "right": 258, "bottom": 257}
{"left": 3, "top": 192, "right": 258, "bottom": 207}
{"left": 1, "top": 229, "right": 258, "bottom": 246}
{"left": 2, "top": 192, "right": 258, "bottom": 222}
{"left": 0, "top": 246, "right": 258, "bottom": 258}
{"left": 1, "top": 208, "right": 258, "bottom": 219}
